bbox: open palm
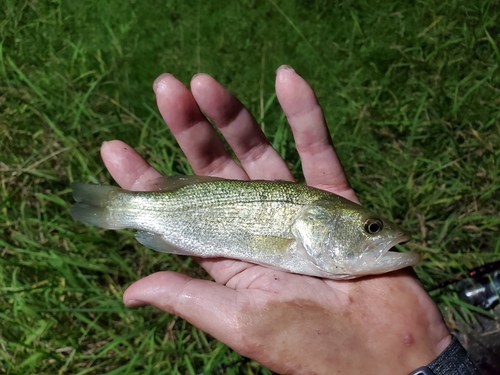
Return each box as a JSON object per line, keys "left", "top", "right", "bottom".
{"left": 101, "top": 66, "right": 450, "bottom": 374}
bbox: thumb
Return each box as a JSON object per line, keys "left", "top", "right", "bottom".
{"left": 123, "top": 271, "right": 240, "bottom": 340}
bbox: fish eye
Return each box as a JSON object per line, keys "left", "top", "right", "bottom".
{"left": 364, "top": 219, "right": 383, "bottom": 234}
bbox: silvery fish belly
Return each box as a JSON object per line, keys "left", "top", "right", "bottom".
{"left": 70, "top": 175, "right": 419, "bottom": 279}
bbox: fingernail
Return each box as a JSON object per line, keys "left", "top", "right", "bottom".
{"left": 101, "top": 141, "right": 108, "bottom": 146}
{"left": 192, "top": 72, "right": 207, "bottom": 79}
{"left": 125, "top": 299, "right": 149, "bottom": 307}
{"left": 277, "top": 65, "right": 295, "bottom": 73}
{"left": 153, "top": 73, "right": 173, "bottom": 93}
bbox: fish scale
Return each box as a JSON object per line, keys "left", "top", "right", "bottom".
{"left": 70, "top": 175, "right": 420, "bottom": 279}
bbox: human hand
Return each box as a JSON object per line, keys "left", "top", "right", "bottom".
{"left": 101, "top": 66, "right": 451, "bottom": 374}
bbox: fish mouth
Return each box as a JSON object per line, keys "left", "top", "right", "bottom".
{"left": 371, "top": 250, "right": 421, "bottom": 274}
{"left": 351, "top": 232, "right": 419, "bottom": 276}
{"left": 365, "top": 232, "right": 412, "bottom": 259}
{"left": 386, "top": 232, "right": 412, "bottom": 250}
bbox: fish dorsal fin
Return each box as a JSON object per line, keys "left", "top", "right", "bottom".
{"left": 142, "top": 175, "right": 227, "bottom": 192}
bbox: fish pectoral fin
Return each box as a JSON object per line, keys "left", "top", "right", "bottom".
{"left": 141, "top": 175, "right": 227, "bottom": 192}
{"left": 247, "top": 235, "right": 294, "bottom": 254}
{"left": 135, "top": 231, "right": 194, "bottom": 256}
{"left": 292, "top": 204, "right": 333, "bottom": 258}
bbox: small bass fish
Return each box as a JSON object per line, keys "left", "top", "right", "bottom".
{"left": 70, "top": 176, "right": 419, "bottom": 279}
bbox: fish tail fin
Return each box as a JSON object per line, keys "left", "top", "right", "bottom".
{"left": 70, "top": 183, "right": 124, "bottom": 229}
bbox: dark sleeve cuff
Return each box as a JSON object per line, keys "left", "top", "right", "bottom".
{"left": 408, "top": 335, "right": 481, "bottom": 375}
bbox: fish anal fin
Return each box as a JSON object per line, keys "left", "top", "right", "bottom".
{"left": 135, "top": 231, "right": 194, "bottom": 256}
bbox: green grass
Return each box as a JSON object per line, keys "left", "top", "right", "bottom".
{"left": 1, "top": 0, "right": 499, "bottom": 373}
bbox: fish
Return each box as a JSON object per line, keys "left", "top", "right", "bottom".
{"left": 70, "top": 175, "right": 420, "bottom": 279}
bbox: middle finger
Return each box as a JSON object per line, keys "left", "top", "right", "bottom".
{"left": 191, "top": 73, "right": 293, "bottom": 181}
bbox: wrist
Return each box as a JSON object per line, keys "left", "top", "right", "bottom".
{"left": 408, "top": 335, "right": 481, "bottom": 375}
